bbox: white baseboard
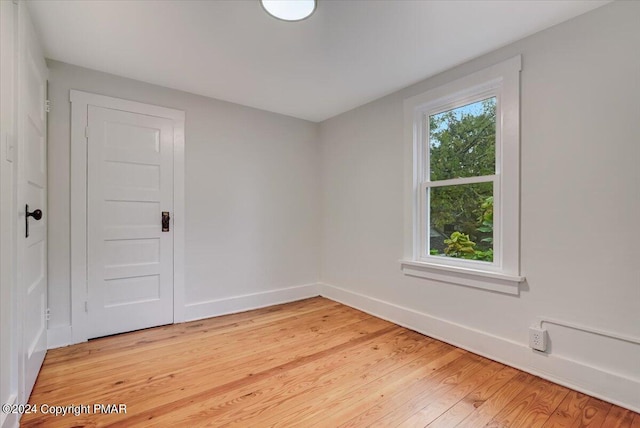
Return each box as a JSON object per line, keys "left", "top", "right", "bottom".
{"left": 319, "top": 282, "right": 640, "bottom": 413}
{"left": 0, "top": 393, "right": 18, "bottom": 428}
{"left": 47, "top": 325, "right": 73, "bottom": 349}
{"left": 184, "top": 283, "right": 320, "bottom": 322}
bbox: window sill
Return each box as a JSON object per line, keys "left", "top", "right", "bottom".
{"left": 399, "top": 260, "right": 525, "bottom": 295}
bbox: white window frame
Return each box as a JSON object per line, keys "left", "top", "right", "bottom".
{"left": 401, "top": 56, "right": 525, "bottom": 294}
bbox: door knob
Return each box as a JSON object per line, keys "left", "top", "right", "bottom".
{"left": 25, "top": 204, "right": 43, "bottom": 238}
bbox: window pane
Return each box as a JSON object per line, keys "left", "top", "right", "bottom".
{"left": 429, "top": 182, "right": 493, "bottom": 262}
{"left": 429, "top": 97, "right": 496, "bottom": 181}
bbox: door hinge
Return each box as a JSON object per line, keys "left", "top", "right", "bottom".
{"left": 85, "top": 301, "right": 88, "bottom": 313}
{"left": 45, "top": 308, "right": 51, "bottom": 321}
{"left": 4, "top": 133, "right": 14, "bottom": 163}
{"left": 85, "top": 127, "right": 90, "bottom": 138}
{"left": 45, "top": 99, "right": 52, "bottom": 113}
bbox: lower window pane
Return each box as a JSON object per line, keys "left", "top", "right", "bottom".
{"left": 429, "top": 182, "right": 493, "bottom": 262}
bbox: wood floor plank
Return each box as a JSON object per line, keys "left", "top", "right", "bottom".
{"left": 362, "top": 355, "right": 492, "bottom": 428}
{"left": 601, "top": 405, "right": 637, "bottom": 428}
{"left": 396, "top": 360, "right": 505, "bottom": 427}
{"left": 20, "top": 298, "right": 639, "bottom": 427}
{"left": 542, "top": 390, "right": 591, "bottom": 428}
{"left": 573, "top": 397, "right": 612, "bottom": 427}
{"left": 454, "top": 372, "right": 536, "bottom": 427}
{"left": 427, "top": 366, "right": 520, "bottom": 428}
{"left": 542, "top": 393, "right": 613, "bottom": 428}
{"left": 317, "top": 350, "right": 478, "bottom": 427}
{"left": 484, "top": 377, "right": 570, "bottom": 428}
{"left": 244, "top": 340, "right": 462, "bottom": 427}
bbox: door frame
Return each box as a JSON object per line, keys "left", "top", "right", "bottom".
{"left": 70, "top": 90, "right": 185, "bottom": 344}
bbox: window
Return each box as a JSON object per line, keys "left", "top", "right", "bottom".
{"left": 402, "top": 56, "right": 524, "bottom": 294}
{"left": 427, "top": 97, "right": 497, "bottom": 262}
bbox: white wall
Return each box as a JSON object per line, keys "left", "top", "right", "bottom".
{"left": 0, "top": 1, "right": 19, "bottom": 427}
{"left": 319, "top": 1, "right": 640, "bottom": 411}
{"left": 47, "top": 60, "right": 320, "bottom": 331}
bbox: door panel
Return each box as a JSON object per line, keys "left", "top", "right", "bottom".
{"left": 87, "top": 106, "right": 174, "bottom": 339}
{"left": 18, "top": 2, "right": 47, "bottom": 402}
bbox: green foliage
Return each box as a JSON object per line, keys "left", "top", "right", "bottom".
{"left": 444, "top": 232, "right": 476, "bottom": 258}
{"left": 470, "top": 248, "right": 494, "bottom": 262}
{"left": 429, "top": 98, "right": 496, "bottom": 181}
{"left": 440, "top": 230, "right": 493, "bottom": 262}
{"left": 477, "top": 196, "right": 493, "bottom": 245}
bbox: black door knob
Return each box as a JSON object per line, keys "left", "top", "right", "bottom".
{"left": 26, "top": 206, "right": 43, "bottom": 220}
{"left": 25, "top": 204, "right": 43, "bottom": 238}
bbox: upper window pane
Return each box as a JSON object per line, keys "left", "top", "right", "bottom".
{"left": 429, "top": 97, "right": 496, "bottom": 181}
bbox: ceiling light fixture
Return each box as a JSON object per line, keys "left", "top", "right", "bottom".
{"left": 261, "top": 0, "right": 316, "bottom": 22}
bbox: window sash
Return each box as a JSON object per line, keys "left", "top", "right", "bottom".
{"left": 421, "top": 88, "right": 501, "bottom": 184}
{"left": 418, "top": 176, "right": 500, "bottom": 268}
{"left": 418, "top": 90, "right": 502, "bottom": 270}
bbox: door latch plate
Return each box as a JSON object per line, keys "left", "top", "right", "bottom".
{"left": 162, "top": 211, "right": 170, "bottom": 232}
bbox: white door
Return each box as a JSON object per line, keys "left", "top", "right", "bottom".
{"left": 17, "top": 2, "right": 48, "bottom": 402}
{"left": 87, "top": 106, "right": 174, "bottom": 339}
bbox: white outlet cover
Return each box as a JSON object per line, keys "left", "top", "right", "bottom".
{"left": 529, "top": 327, "right": 548, "bottom": 352}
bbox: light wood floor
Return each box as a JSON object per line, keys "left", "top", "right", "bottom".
{"left": 22, "top": 297, "right": 639, "bottom": 427}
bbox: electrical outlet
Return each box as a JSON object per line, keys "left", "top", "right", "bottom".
{"left": 529, "top": 327, "right": 547, "bottom": 352}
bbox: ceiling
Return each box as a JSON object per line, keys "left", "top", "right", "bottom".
{"left": 28, "top": 0, "right": 609, "bottom": 122}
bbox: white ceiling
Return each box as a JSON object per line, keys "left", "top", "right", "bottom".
{"left": 28, "top": 0, "right": 609, "bottom": 122}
